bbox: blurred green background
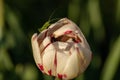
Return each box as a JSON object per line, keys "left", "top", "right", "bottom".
{"left": 0, "top": 0, "right": 120, "bottom": 80}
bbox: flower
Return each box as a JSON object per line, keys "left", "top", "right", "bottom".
{"left": 31, "top": 18, "right": 92, "bottom": 79}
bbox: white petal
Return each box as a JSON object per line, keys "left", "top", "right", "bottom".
{"left": 61, "top": 46, "right": 80, "bottom": 79}
{"left": 39, "top": 36, "right": 51, "bottom": 54}
{"left": 31, "top": 33, "right": 42, "bottom": 64}
{"left": 77, "top": 44, "right": 92, "bottom": 70}
{"left": 31, "top": 18, "right": 92, "bottom": 80}
{"left": 53, "top": 24, "right": 76, "bottom": 38}
{"left": 42, "top": 43, "right": 56, "bottom": 75}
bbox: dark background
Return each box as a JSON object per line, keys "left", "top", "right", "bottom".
{"left": 0, "top": 0, "right": 120, "bottom": 80}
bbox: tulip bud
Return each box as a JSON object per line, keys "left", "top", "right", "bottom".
{"left": 31, "top": 18, "right": 92, "bottom": 79}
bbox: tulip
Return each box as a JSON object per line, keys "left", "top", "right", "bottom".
{"left": 31, "top": 18, "right": 92, "bottom": 80}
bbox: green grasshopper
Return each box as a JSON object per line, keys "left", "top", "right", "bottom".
{"left": 38, "top": 20, "right": 51, "bottom": 32}
{"left": 38, "top": 18, "right": 59, "bottom": 32}
{"left": 38, "top": 10, "right": 60, "bottom": 32}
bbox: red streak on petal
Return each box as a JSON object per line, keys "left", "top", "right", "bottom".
{"left": 38, "top": 64, "right": 44, "bottom": 71}
{"left": 48, "top": 69, "right": 52, "bottom": 76}
{"left": 69, "top": 51, "right": 72, "bottom": 55}
{"left": 45, "top": 30, "right": 47, "bottom": 37}
{"left": 75, "top": 40, "right": 81, "bottom": 43}
{"left": 57, "top": 74, "right": 63, "bottom": 79}
{"left": 54, "top": 52, "right": 57, "bottom": 67}
{"left": 74, "top": 40, "right": 79, "bottom": 43}
{"left": 74, "top": 37, "right": 82, "bottom": 43}
{"left": 41, "top": 42, "right": 51, "bottom": 53}
{"left": 64, "top": 30, "right": 72, "bottom": 34}
{"left": 57, "top": 74, "right": 67, "bottom": 79}
{"left": 63, "top": 74, "right": 67, "bottom": 78}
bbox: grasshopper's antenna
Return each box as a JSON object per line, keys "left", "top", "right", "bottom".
{"left": 48, "top": 9, "right": 56, "bottom": 21}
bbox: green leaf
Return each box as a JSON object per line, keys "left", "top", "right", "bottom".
{"left": 101, "top": 36, "right": 120, "bottom": 80}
